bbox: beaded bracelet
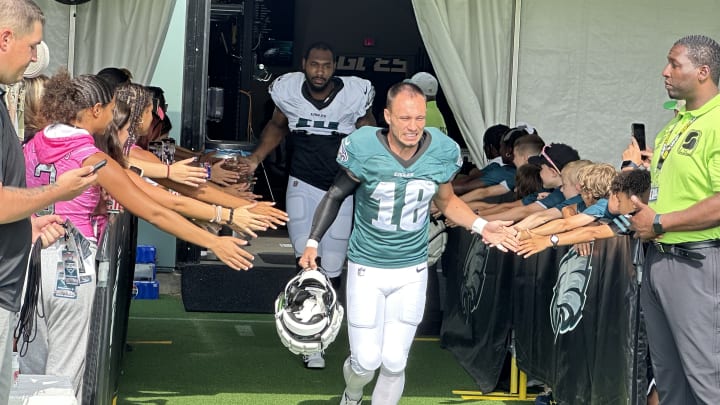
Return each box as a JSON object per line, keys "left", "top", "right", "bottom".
{"left": 215, "top": 205, "right": 223, "bottom": 224}
{"left": 209, "top": 204, "right": 222, "bottom": 223}
{"left": 227, "top": 208, "right": 235, "bottom": 225}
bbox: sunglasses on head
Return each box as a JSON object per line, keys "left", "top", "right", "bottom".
{"left": 540, "top": 145, "right": 561, "bottom": 173}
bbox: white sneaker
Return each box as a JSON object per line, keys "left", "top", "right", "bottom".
{"left": 303, "top": 352, "right": 325, "bottom": 369}
{"left": 339, "top": 390, "right": 362, "bottom": 405}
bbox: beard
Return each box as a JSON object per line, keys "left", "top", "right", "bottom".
{"left": 305, "top": 76, "right": 330, "bottom": 92}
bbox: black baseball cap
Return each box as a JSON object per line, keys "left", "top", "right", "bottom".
{"left": 528, "top": 143, "right": 580, "bottom": 172}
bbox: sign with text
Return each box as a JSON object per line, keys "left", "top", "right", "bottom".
{"left": 335, "top": 56, "right": 408, "bottom": 74}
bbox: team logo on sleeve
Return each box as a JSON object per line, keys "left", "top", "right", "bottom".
{"left": 338, "top": 139, "right": 349, "bottom": 162}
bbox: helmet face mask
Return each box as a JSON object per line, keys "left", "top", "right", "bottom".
{"left": 275, "top": 269, "right": 344, "bottom": 355}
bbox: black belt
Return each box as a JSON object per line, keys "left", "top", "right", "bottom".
{"left": 653, "top": 239, "right": 720, "bottom": 260}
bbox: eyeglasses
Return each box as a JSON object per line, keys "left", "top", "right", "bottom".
{"left": 540, "top": 145, "right": 561, "bottom": 174}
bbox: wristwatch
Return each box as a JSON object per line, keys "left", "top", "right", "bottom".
{"left": 550, "top": 234, "right": 560, "bottom": 249}
{"left": 652, "top": 214, "right": 665, "bottom": 235}
{"left": 621, "top": 160, "right": 640, "bottom": 170}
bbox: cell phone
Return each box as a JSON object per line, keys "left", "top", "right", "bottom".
{"left": 85, "top": 159, "right": 107, "bottom": 176}
{"left": 631, "top": 123, "right": 646, "bottom": 151}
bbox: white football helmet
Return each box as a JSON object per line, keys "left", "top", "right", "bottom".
{"left": 274, "top": 269, "right": 344, "bottom": 355}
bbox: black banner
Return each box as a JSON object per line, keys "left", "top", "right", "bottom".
{"left": 442, "top": 230, "right": 647, "bottom": 404}
{"left": 441, "top": 227, "right": 513, "bottom": 393}
{"left": 83, "top": 212, "right": 138, "bottom": 405}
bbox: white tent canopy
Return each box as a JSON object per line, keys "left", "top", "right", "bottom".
{"left": 36, "top": 0, "right": 175, "bottom": 84}
{"left": 413, "top": 0, "right": 720, "bottom": 166}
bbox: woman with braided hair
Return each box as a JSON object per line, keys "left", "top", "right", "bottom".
{"left": 108, "top": 82, "right": 288, "bottom": 231}
{"left": 93, "top": 82, "right": 284, "bottom": 237}
{"left": 20, "top": 71, "right": 255, "bottom": 400}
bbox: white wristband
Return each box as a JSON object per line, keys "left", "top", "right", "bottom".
{"left": 471, "top": 217, "right": 488, "bottom": 235}
{"left": 306, "top": 239, "right": 319, "bottom": 249}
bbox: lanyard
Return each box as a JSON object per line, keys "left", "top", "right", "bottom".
{"left": 656, "top": 116, "right": 697, "bottom": 172}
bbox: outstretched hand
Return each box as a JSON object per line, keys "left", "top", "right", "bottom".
{"left": 249, "top": 202, "right": 288, "bottom": 228}
{"left": 229, "top": 203, "right": 270, "bottom": 238}
{"left": 516, "top": 236, "right": 550, "bottom": 258}
{"left": 208, "top": 236, "right": 254, "bottom": 271}
{"left": 210, "top": 159, "right": 242, "bottom": 186}
{"left": 169, "top": 158, "right": 208, "bottom": 187}
{"left": 480, "top": 220, "right": 518, "bottom": 252}
{"left": 236, "top": 156, "right": 259, "bottom": 179}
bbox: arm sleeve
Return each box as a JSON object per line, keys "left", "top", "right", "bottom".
{"left": 307, "top": 169, "right": 360, "bottom": 242}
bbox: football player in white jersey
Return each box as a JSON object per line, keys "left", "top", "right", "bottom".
{"left": 299, "top": 82, "right": 517, "bottom": 405}
{"left": 246, "top": 42, "right": 376, "bottom": 368}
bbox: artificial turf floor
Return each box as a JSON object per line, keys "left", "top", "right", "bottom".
{"left": 117, "top": 295, "right": 533, "bottom": 404}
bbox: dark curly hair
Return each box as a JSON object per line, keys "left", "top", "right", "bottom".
{"left": 113, "top": 83, "right": 152, "bottom": 154}
{"left": 610, "top": 169, "right": 651, "bottom": 197}
{"left": 30, "top": 71, "right": 113, "bottom": 142}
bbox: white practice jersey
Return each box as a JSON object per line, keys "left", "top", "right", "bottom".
{"left": 269, "top": 72, "right": 374, "bottom": 136}
{"left": 269, "top": 71, "right": 375, "bottom": 190}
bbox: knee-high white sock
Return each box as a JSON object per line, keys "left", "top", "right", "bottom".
{"left": 343, "top": 356, "right": 375, "bottom": 400}
{"left": 371, "top": 366, "right": 405, "bottom": 405}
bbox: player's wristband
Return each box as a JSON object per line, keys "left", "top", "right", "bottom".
{"left": 306, "top": 239, "right": 319, "bottom": 249}
{"left": 471, "top": 217, "right": 488, "bottom": 235}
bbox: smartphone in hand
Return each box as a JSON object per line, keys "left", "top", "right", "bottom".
{"left": 631, "top": 123, "right": 646, "bottom": 151}
{"left": 84, "top": 159, "right": 107, "bottom": 176}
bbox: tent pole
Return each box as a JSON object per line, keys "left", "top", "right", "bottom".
{"left": 67, "top": 4, "right": 76, "bottom": 76}
{"left": 508, "top": 0, "right": 522, "bottom": 127}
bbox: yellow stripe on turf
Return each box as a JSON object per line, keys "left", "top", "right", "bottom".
{"left": 414, "top": 337, "right": 440, "bottom": 342}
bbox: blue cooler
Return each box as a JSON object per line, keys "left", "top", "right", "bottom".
{"left": 133, "top": 280, "right": 159, "bottom": 299}
{"left": 134, "top": 245, "right": 157, "bottom": 281}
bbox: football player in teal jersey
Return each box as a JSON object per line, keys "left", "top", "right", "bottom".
{"left": 299, "top": 82, "right": 516, "bottom": 405}
{"left": 247, "top": 42, "right": 375, "bottom": 369}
